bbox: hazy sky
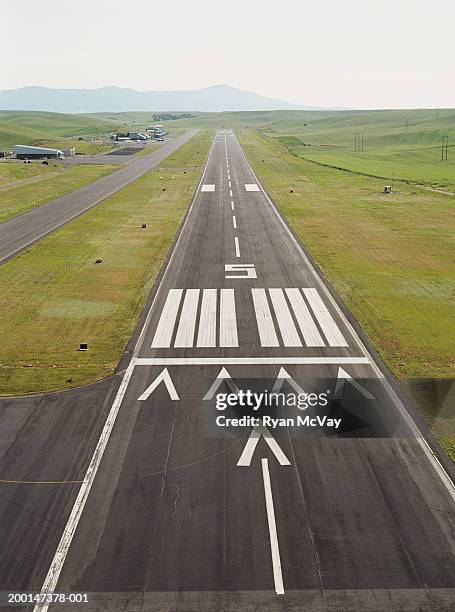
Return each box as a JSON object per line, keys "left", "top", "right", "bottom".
{"left": 3, "top": 0, "right": 455, "bottom": 108}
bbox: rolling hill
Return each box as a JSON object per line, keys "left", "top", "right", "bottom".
{"left": 0, "top": 84, "right": 317, "bottom": 113}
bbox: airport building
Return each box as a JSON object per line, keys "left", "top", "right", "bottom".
{"left": 128, "top": 132, "right": 149, "bottom": 141}
{"left": 14, "top": 145, "right": 63, "bottom": 159}
{"left": 114, "top": 132, "right": 149, "bottom": 142}
{"left": 62, "top": 147, "right": 76, "bottom": 157}
{"left": 146, "top": 125, "right": 166, "bottom": 139}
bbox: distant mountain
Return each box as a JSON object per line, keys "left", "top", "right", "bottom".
{"left": 0, "top": 84, "right": 319, "bottom": 113}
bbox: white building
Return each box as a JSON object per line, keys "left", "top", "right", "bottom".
{"left": 128, "top": 132, "right": 149, "bottom": 141}
{"left": 14, "top": 145, "right": 63, "bottom": 159}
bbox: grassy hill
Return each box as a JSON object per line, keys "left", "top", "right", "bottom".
{"left": 0, "top": 111, "right": 120, "bottom": 147}
{"left": 0, "top": 110, "right": 192, "bottom": 150}
{"left": 254, "top": 109, "right": 455, "bottom": 188}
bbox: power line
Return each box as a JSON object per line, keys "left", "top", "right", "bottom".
{"left": 441, "top": 136, "right": 448, "bottom": 161}
{"left": 354, "top": 132, "right": 365, "bottom": 152}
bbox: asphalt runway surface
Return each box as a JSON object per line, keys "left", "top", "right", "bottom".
{"left": 0, "top": 130, "right": 198, "bottom": 266}
{"left": 0, "top": 131, "right": 454, "bottom": 611}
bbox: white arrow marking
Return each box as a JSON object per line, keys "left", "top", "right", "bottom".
{"left": 138, "top": 368, "right": 179, "bottom": 401}
{"left": 272, "top": 367, "right": 306, "bottom": 395}
{"left": 334, "top": 367, "right": 375, "bottom": 400}
{"left": 203, "top": 367, "right": 239, "bottom": 400}
{"left": 237, "top": 425, "right": 291, "bottom": 466}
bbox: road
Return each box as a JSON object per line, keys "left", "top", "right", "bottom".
{"left": 0, "top": 130, "right": 198, "bottom": 266}
{"left": 0, "top": 130, "right": 455, "bottom": 611}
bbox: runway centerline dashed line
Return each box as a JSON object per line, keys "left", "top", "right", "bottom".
{"left": 234, "top": 236, "right": 240, "bottom": 258}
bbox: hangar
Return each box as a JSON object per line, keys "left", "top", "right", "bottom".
{"left": 14, "top": 144, "right": 63, "bottom": 160}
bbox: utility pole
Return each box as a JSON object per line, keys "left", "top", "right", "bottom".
{"left": 404, "top": 120, "right": 409, "bottom": 133}
{"left": 354, "top": 133, "right": 365, "bottom": 152}
{"left": 441, "top": 136, "right": 448, "bottom": 161}
{"left": 435, "top": 108, "right": 440, "bottom": 119}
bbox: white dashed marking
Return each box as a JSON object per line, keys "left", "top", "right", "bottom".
{"left": 234, "top": 236, "right": 240, "bottom": 257}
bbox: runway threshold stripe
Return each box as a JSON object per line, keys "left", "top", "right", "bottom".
{"left": 252, "top": 289, "right": 279, "bottom": 347}
{"left": 285, "top": 288, "right": 325, "bottom": 347}
{"left": 303, "top": 288, "right": 348, "bottom": 347}
{"left": 174, "top": 289, "right": 200, "bottom": 347}
{"left": 220, "top": 288, "right": 238, "bottom": 347}
{"left": 151, "top": 289, "right": 183, "bottom": 348}
{"left": 197, "top": 289, "right": 217, "bottom": 347}
{"left": 269, "top": 288, "right": 302, "bottom": 347}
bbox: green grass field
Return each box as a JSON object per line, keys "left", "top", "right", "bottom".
{"left": 259, "top": 109, "right": 455, "bottom": 188}
{"left": 0, "top": 129, "right": 212, "bottom": 395}
{"left": 0, "top": 111, "right": 119, "bottom": 147}
{"left": 32, "top": 138, "right": 115, "bottom": 155}
{"left": 282, "top": 144, "right": 455, "bottom": 187}
{"left": 0, "top": 161, "right": 58, "bottom": 187}
{"left": 237, "top": 128, "right": 455, "bottom": 457}
{"left": 0, "top": 164, "right": 114, "bottom": 222}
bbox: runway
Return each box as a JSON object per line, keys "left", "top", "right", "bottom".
{"left": 0, "top": 130, "right": 198, "bottom": 266}
{"left": 0, "top": 130, "right": 454, "bottom": 611}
